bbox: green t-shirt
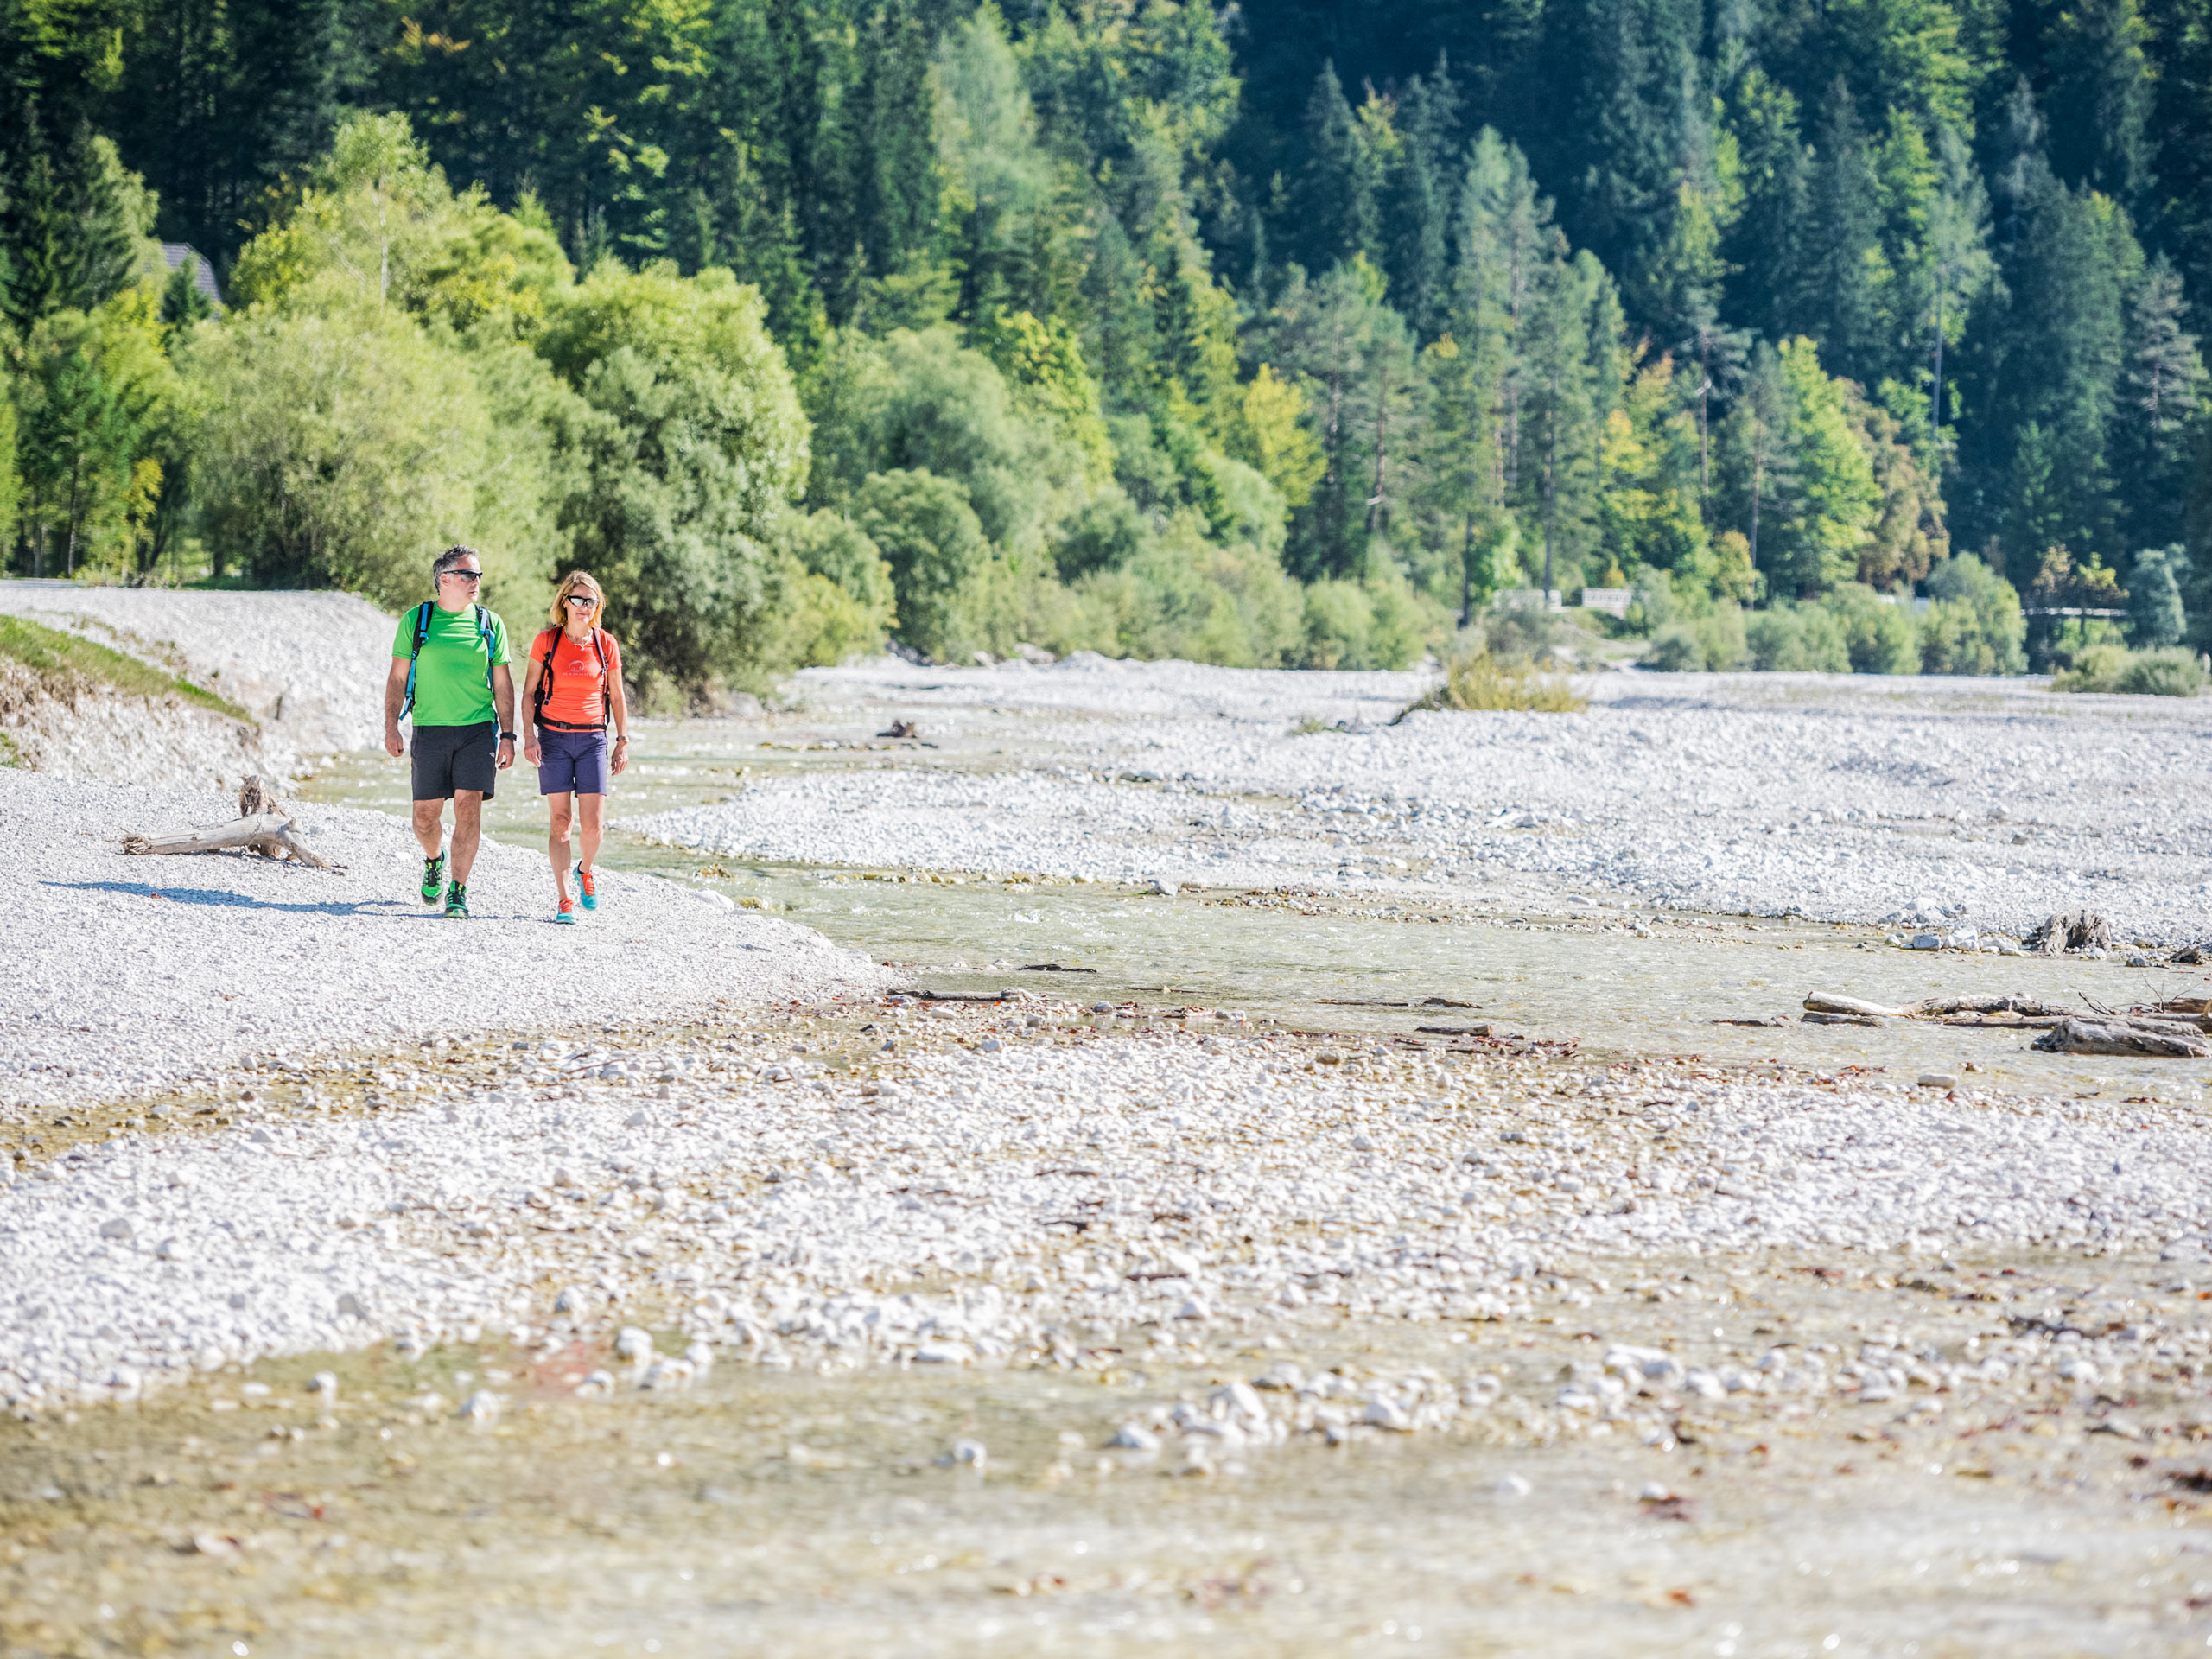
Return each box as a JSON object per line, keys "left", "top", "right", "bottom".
{"left": 392, "top": 602, "right": 513, "bottom": 728}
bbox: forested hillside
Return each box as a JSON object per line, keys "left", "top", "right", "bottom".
{"left": 3, "top": 0, "right": 2208, "bottom": 686}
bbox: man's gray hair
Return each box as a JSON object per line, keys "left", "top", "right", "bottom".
{"left": 430, "top": 545, "right": 480, "bottom": 582}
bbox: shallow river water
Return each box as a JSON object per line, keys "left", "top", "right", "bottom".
{"left": 308, "top": 716, "right": 2212, "bottom": 1101}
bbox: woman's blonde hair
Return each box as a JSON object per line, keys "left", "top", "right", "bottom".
{"left": 549, "top": 569, "right": 607, "bottom": 627}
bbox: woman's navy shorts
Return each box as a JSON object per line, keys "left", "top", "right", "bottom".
{"left": 537, "top": 726, "right": 608, "bottom": 796}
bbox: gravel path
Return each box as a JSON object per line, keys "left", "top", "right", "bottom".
{"left": 631, "top": 657, "right": 2212, "bottom": 944}
{"left": 0, "top": 772, "right": 881, "bottom": 1116}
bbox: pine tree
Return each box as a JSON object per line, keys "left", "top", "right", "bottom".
{"left": 0, "top": 118, "right": 145, "bottom": 333}
{"left": 1801, "top": 80, "right": 1890, "bottom": 385}
{"left": 1295, "top": 62, "right": 1381, "bottom": 276}
{"left": 2112, "top": 256, "right": 2209, "bottom": 548}
{"left": 2044, "top": 0, "right": 2154, "bottom": 205}
{"left": 1381, "top": 59, "right": 1459, "bottom": 339}
{"left": 1722, "top": 67, "right": 1811, "bottom": 343}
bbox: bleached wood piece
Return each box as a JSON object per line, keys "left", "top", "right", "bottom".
{"left": 121, "top": 813, "right": 340, "bottom": 871}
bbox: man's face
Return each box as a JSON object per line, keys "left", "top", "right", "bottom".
{"left": 439, "top": 561, "right": 484, "bottom": 603}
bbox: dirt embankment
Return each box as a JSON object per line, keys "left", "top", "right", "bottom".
{"left": 0, "top": 582, "right": 395, "bottom": 787}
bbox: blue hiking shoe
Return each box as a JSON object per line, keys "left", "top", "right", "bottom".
{"left": 575, "top": 864, "right": 599, "bottom": 911}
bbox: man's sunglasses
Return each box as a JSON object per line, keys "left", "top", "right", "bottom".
{"left": 443, "top": 569, "right": 483, "bottom": 583}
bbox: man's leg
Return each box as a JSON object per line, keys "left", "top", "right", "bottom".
{"left": 450, "top": 791, "right": 485, "bottom": 885}
{"left": 410, "top": 798, "right": 446, "bottom": 858}
{"left": 547, "top": 792, "right": 575, "bottom": 902}
{"left": 577, "top": 792, "right": 604, "bottom": 875}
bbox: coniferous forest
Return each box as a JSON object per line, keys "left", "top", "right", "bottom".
{"left": 2, "top": 0, "right": 2209, "bottom": 688}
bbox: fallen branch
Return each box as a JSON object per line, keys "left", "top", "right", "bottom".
{"left": 2031, "top": 1017, "right": 2211, "bottom": 1058}
{"left": 1804, "top": 992, "right": 1899, "bottom": 1017}
{"left": 122, "top": 811, "right": 340, "bottom": 871}
{"left": 1901, "top": 994, "right": 2072, "bottom": 1019}
{"left": 1802, "top": 1011, "right": 1889, "bottom": 1026}
{"left": 1416, "top": 1023, "right": 1497, "bottom": 1037}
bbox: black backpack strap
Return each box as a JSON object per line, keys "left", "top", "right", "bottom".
{"left": 532, "top": 629, "right": 559, "bottom": 718}
{"left": 593, "top": 630, "right": 612, "bottom": 730}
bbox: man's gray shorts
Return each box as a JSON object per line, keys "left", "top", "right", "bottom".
{"left": 410, "top": 721, "right": 499, "bottom": 801}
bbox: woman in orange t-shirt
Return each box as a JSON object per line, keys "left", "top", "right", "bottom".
{"left": 520, "top": 570, "right": 631, "bottom": 923}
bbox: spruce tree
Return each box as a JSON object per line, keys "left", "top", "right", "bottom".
{"left": 2044, "top": 0, "right": 2154, "bottom": 205}
{"left": 2111, "top": 257, "right": 2208, "bottom": 548}
{"left": 1296, "top": 62, "right": 1380, "bottom": 276}
{"left": 1801, "top": 81, "right": 1889, "bottom": 385}
{"left": 2126, "top": 544, "right": 2187, "bottom": 645}
{"left": 1382, "top": 59, "right": 1459, "bottom": 340}
{"left": 1723, "top": 68, "right": 1812, "bottom": 343}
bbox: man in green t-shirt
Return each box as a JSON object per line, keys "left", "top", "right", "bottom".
{"left": 382, "top": 545, "right": 517, "bottom": 918}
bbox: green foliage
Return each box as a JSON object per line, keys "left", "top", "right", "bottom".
{"left": 185, "top": 301, "right": 517, "bottom": 606}
{"left": 1746, "top": 603, "right": 1851, "bottom": 671}
{"left": 1410, "top": 648, "right": 1587, "bottom": 713}
{"left": 761, "top": 509, "right": 900, "bottom": 674}
{"left": 2115, "top": 646, "right": 2208, "bottom": 695}
{"left": 2052, "top": 642, "right": 2206, "bottom": 693}
{"left": 538, "top": 260, "right": 810, "bottom": 691}
{"left": 1919, "top": 553, "right": 2027, "bottom": 673}
{"left": 1644, "top": 603, "right": 1747, "bottom": 671}
{"left": 1818, "top": 581, "right": 1921, "bottom": 671}
{"left": 2126, "top": 544, "right": 2188, "bottom": 646}
{"left": 854, "top": 467, "right": 995, "bottom": 664}
{"left": 10, "top": 0, "right": 2212, "bottom": 688}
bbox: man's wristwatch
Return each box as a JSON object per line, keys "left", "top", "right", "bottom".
{"left": 499, "top": 730, "right": 517, "bottom": 741}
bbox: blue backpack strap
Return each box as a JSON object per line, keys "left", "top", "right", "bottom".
{"left": 400, "top": 601, "right": 433, "bottom": 720}
{"left": 474, "top": 605, "right": 498, "bottom": 700}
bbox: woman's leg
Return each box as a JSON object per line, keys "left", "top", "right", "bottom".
{"left": 546, "top": 791, "right": 575, "bottom": 902}
{"left": 576, "top": 791, "right": 604, "bottom": 876}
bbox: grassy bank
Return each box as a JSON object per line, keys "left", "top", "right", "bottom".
{"left": 0, "top": 614, "right": 251, "bottom": 723}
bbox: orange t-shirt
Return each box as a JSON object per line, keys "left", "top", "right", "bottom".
{"left": 531, "top": 627, "right": 622, "bottom": 728}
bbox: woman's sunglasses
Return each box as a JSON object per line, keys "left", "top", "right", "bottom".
{"left": 564, "top": 594, "right": 599, "bottom": 607}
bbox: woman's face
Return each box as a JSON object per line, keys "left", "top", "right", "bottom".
{"left": 564, "top": 590, "right": 600, "bottom": 621}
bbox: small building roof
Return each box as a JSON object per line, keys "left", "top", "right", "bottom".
{"left": 158, "top": 243, "right": 225, "bottom": 312}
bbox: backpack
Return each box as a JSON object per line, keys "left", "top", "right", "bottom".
{"left": 533, "top": 626, "right": 612, "bottom": 731}
{"left": 399, "top": 602, "right": 497, "bottom": 721}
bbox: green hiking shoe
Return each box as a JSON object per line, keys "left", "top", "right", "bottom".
{"left": 444, "top": 882, "right": 470, "bottom": 919}
{"left": 420, "top": 850, "right": 447, "bottom": 905}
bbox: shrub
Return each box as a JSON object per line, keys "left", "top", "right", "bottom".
{"left": 1644, "top": 623, "right": 1702, "bottom": 671}
{"left": 1746, "top": 605, "right": 1847, "bottom": 671}
{"left": 2050, "top": 642, "right": 2134, "bottom": 692}
{"left": 1820, "top": 582, "right": 1919, "bottom": 673}
{"left": 2114, "top": 647, "right": 2207, "bottom": 696}
{"left": 1919, "top": 554, "right": 2026, "bottom": 674}
{"left": 1396, "top": 649, "right": 1586, "bottom": 715}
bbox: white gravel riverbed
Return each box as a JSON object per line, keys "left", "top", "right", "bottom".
{"left": 0, "top": 771, "right": 880, "bottom": 1116}
{"left": 7, "top": 1010, "right": 2209, "bottom": 1414}
{"left": 633, "top": 657, "right": 2212, "bottom": 945}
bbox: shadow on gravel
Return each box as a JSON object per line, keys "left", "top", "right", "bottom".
{"left": 48, "top": 879, "right": 398, "bottom": 917}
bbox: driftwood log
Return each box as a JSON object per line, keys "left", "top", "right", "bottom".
{"left": 2031, "top": 1017, "right": 2212, "bottom": 1058}
{"left": 122, "top": 775, "right": 340, "bottom": 871}
{"left": 2023, "top": 911, "right": 2113, "bottom": 956}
